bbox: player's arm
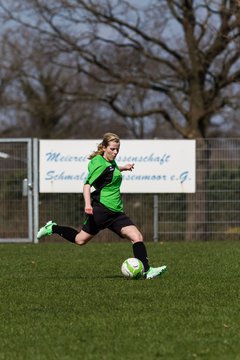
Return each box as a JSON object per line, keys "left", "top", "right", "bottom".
{"left": 83, "top": 183, "right": 93, "bottom": 215}
{"left": 83, "top": 159, "right": 105, "bottom": 215}
{"left": 118, "top": 163, "right": 135, "bottom": 172}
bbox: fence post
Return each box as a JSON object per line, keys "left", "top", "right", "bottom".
{"left": 27, "top": 139, "right": 33, "bottom": 242}
{"left": 33, "top": 138, "right": 39, "bottom": 244}
{"left": 153, "top": 194, "right": 158, "bottom": 242}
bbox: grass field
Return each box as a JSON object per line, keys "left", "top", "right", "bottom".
{"left": 0, "top": 241, "right": 240, "bottom": 360}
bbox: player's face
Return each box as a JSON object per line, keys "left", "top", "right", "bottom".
{"left": 103, "top": 141, "right": 120, "bottom": 162}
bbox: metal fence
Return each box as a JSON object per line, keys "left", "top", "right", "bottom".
{"left": 156, "top": 138, "right": 240, "bottom": 241}
{"left": 0, "top": 139, "right": 33, "bottom": 242}
{"left": 0, "top": 138, "right": 240, "bottom": 242}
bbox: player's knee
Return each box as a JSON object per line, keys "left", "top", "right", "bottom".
{"left": 75, "top": 235, "right": 88, "bottom": 246}
{"left": 75, "top": 239, "right": 86, "bottom": 246}
{"left": 132, "top": 233, "right": 143, "bottom": 243}
{"left": 121, "top": 226, "right": 143, "bottom": 243}
{"left": 132, "top": 228, "right": 143, "bottom": 242}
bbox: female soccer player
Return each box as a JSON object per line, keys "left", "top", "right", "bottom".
{"left": 37, "top": 133, "right": 167, "bottom": 279}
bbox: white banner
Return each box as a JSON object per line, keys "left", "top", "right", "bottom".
{"left": 39, "top": 139, "right": 196, "bottom": 193}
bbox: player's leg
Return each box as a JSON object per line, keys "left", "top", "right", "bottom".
{"left": 37, "top": 220, "right": 94, "bottom": 245}
{"left": 37, "top": 220, "right": 78, "bottom": 242}
{"left": 120, "top": 225, "right": 149, "bottom": 272}
{"left": 120, "top": 224, "right": 143, "bottom": 243}
{"left": 120, "top": 224, "right": 167, "bottom": 279}
{"left": 75, "top": 230, "right": 94, "bottom": 245}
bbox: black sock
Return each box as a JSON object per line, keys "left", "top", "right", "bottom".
{"left": 132, "top": 242, "right": 150, "bottom": 272}
{"left": 52, "top": 225, "right": 78, "bottom": 243}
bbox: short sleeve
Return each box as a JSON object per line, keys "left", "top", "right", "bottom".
{"left": 84, "top": 157, "right": 107, "bottom": 186}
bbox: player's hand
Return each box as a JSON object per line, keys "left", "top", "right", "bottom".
{"left": 85, "top": 206, "right": 93, "bottom": 215}
{"left": 125, "top": 163, "right": 135, "bottom": 171}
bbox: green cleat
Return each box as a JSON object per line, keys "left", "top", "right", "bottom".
{"left": 145, "top": 265, "right": 167, "bottom": 279}
{"left": 37, "top": 220, "right": 57, "bottom": 239}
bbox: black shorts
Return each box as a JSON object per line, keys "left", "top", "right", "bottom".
{"left": 82, "top": 202, "right": 135, "bottom": 237}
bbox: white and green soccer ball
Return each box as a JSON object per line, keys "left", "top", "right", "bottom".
{"left": 121, "top": 258, "right": 144, "bottom": 279}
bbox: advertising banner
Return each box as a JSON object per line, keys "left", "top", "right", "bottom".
{"left": 39, "top": 139, "right": 196, "bottom": 193}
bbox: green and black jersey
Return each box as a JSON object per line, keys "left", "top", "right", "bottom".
{"left": 85, "top": 154, "right": 123, "bottom": 212}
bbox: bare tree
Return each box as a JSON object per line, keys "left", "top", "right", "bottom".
{"left": 0, "top": 18, "right": 136, "bottom": 138}
{"left": 1, "top": 1, "right": 240, "bottom": 135}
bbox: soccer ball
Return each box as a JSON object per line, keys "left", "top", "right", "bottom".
{"left": 121, "top": 258, "right": 144, "bottom": 279}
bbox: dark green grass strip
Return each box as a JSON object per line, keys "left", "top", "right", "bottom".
{"left": 0, "top": 241, "right": 240, "bottom": 360}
